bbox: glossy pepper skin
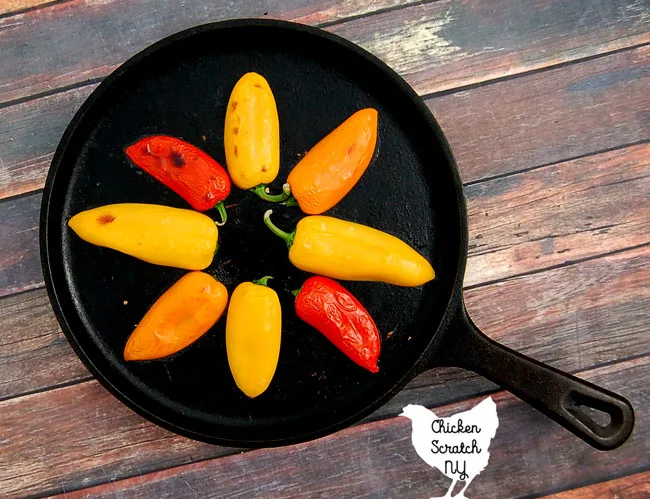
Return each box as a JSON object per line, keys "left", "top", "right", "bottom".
{"left": 224, "top": 72, "right": 280, "bottom": 191}
{"left": 125, "top": 136, "right": 231, "bottom": 219}
{"left": 68, "top": 203, "right": 218, "bottom": 270}
{"left": 226, "top": 277, "right": 281, "bottom": 398}
{"left": 264, "top": 211, "right": 435, "bottom": 286}
{"left": 287, "top": 108, "right": 378, "bottom": 214}
{"left": 124, "top": 272, "right": 228, "bottom": 361}
{"left": 295, "top": 276, "right": 380, "bottom": 373}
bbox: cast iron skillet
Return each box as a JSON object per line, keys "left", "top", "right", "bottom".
{"left": 40, "top": 19, "right": 634, "bottom": 450}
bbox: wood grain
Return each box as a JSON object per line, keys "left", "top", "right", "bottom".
{"left": 41, "top": 356, "right": 650, "bottom": 499}
{"left": 0, "top": 0, "right": 58, "bottom": 16}
{"left": 541, "top": 470, "right": 650, "bottom": 498}
{"left": 0, "top": 288, "right": 89, "bottom": 400}
{"left": 330, "top": 0, "right": 650, "bottom": 96}
{"left": 0, "top": 0, "right": 413, "bottom": 106}
{"left": 1, "top": 0, "right": 649, "bottom": 106}
{"left": 3, "top": 136, "right": 648, "bottom": 298}
{"left": 432, "top": 44, "right": 650, "bottom": 184}
{"left": 0, "top": 192, "right": 41, "bottom": 297}
{"left": 464, "top": 141, "right": 650, "bottom": 286}
{"left": 3, "top": 43, "right": 650, "bottom": 202}
{"left": 2, "top": 244, "right": 649, "bottom": 496}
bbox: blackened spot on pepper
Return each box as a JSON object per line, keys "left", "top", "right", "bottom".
{"left": 253, "top": 83, "right": 262, "bottom": 89}
{"left": 170, "top": 151, "right": 185, "bottom": 167}
{"left": 234, "top": 145, "right": 238, "bottom": 157}
{"left": 231, "top": 101, "right": 238, "bottom": 111}
{"left": 233, "top": 127, "right": 239, "bottom": 135}
{"left": 261, "top": 165, "right": 268, "bottom": 172}
{"left": 347, "top": 144, "right": 356, "bottom": 155}
{"left": 98, "top": 214, "right": 115, "bottom": 224}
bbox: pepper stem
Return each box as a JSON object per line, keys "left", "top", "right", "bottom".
{"left": 291, "top": 287, "right": 302, "bottom": 297}
{"left": 283, "top": 195, "right": 299, "bottom": 207}
{"left": 251, "top": 184, "right": 291, "bottom": 203}
{"left": 263, "top": 210, "right": 295, "bottom": 248}
{"left": 214, "top": 201, "right": 227, "bottom": 226}
{"left": 252, "top": 276, "right": 273, "bottom": 287}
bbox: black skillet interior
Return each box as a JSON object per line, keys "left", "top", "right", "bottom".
{"left": 41, "top": 20, "right": 464, "bottom": 446}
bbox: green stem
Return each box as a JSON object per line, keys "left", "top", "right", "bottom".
{"left": 283, "top": 195, "right": 299, "bottom": 207}
{"left": 291, "top": 287, "right": 302, "bottom": 297}
{"left": 251, "top": 184, "right": 291, "bottom": 203}
{"left": 263, "top": 210, "right": 295, "bottom": 248}
{"left": 252, "top": 276, "right": 273, "bottom": 287}
{"left": 214, "top": 201, "right": 227, "bottom": 226}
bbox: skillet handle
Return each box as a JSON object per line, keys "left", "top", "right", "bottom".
{"left": 429, "top": 305, "right": 635, "bottom": 450}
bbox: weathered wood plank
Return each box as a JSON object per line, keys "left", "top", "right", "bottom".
{"left": 0, "top": 288, "right": 89, "bottom": 400}
{"left": 3, "top": 137, "right": 648, "bottom": 298}
{"left": 0, "top": 192, "right": 41, "bottom": 297}
{"left": 432, "top": 44, "right": 650, "bottom": 183}
{"left": 43, "top": 356, "right": 650, "bottom": 499}
{"left": 0, "top": 83, "right": 89, "bottom": 199}
{"left": 0, "top": 0, "right": 411, "bottom": 106}
{"left": 0, "top": 0, "right": 57, "bottom": 16}
{"left": 331, "top": 0, "right": 650, "bottom": 96}
{"left": 3, "top": 44, "right": 650, "bottom": 201}
{"left": 1, "top": 0, "right": 649, "bottom": 106}
{"left": 2, "top": 244, "right": 649, "bottom": 496}
{"left": 541, "top": 470, "right": 650, "bottom": 498}
{"left": 464, "top": 141, "right": 650, "bottom": 286}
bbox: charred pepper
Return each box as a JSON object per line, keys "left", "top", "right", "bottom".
{"left": 126, "top": 135, "right": 231, "bottom": 224}
{"left": 294, "top": 276, "right": 380, "bottom": 373}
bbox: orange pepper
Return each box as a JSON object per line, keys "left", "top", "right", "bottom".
{"left": 124, "top": 272, "right": 228, "bottom": 361}
{"left": 286, "top": 108, "right": 377, "bottom": 214}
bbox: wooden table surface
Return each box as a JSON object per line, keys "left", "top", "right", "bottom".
{"left": 1, "top": 1, "right": 650, "bottom": 497}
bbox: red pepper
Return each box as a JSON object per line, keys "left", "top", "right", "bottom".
{"left": 294, "top": 276, "right": 380, "bottom": 373}
{"left": 125, "top": 135, "right": 231, "bottom": 223}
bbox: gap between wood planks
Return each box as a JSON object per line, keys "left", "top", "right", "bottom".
{"left": 1, "top": 27, "right": 648, "bottom": 113}
{"left": 33, "top": 354, "right": 650, "bottom": 499}
{"left": 1, "top": 0, "right": 649, "bottom": 108}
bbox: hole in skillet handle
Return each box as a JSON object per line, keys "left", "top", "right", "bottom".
{"left": 424, "top": 300, "right": 635, "bottom": 451}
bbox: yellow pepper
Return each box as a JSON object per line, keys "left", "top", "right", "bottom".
{"left": 226, "top": 277, "right": 282, "bottom": 398}
{"left": 124, "top": 272, "right": 228, "bottom": 361}
{"left": 263, "top": 211, "right": 435, "bottom": 287}
{"left": 224, "top": 72, "right": 281, "bottom": 194}
{"left": 68, "top": 203, "right": 218, "bottom": 270}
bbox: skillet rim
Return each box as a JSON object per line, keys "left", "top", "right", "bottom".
{"left": 39, "top": 18, "right": 469, "bottom": 447}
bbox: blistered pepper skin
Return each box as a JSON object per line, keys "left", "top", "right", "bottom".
{"left": 124, "top": 272, "right": 228, "bottom": 361}
{"left": 68, "top": 203, "right": 218, "bottom": 270}
{"left": 295, "top": 276, "right": 380, "bottom": 372}
{"left": 125, "top": 135, "right": 231, "bottom": 212}
{"left": 224, "top": 73, "right": 280, "bottom": 189}
{"left": 287, "top": 108, "right": 378, "bottom": 214}
{"left": 289, "top": 216, "right": 435, "bottom": 286}
{"left": 226, "top": 280, "right": 282, "bottom": 398}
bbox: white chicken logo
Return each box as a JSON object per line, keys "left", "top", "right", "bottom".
{"left": 400, "top": 397, "right": 499, "bottom": 498}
